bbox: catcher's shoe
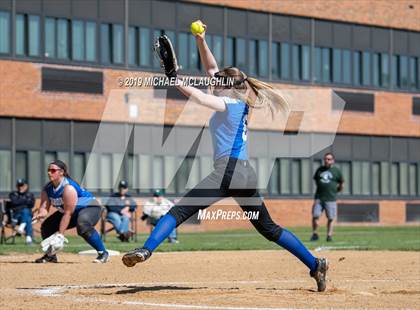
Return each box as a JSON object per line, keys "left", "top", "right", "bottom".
{"left": 122, "top": 248, "right": 152, "bottom": 267}
{"left": 310, "top": 258, "right": 329, "bottom": 292}
{"left": 93, "top": 251, "right": 109, "bottom": 263}
{"left": 35, "top": 253, "right": 58, "bottom": 263}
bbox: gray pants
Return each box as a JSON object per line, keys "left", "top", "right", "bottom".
{"left": 312, "top": 199, "right": 337, "bottom": 220}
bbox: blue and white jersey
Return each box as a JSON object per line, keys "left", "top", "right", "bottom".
{"left": 209, "top": 97, "right": 249, "bottom": 161}
{"left": 44, "top": 177, "right": 94, "bottom": 213}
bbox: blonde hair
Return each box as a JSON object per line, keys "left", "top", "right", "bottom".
{"left": 217, "top": 67, "right": 289, "bottom": 118}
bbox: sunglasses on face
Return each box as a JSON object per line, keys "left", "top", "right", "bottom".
{"left": 48, "top": 168, "right": 62, "bottom": 173}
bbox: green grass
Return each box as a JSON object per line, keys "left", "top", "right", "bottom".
{"left": 0, "top": 226, "right": 419, "bottom": 255}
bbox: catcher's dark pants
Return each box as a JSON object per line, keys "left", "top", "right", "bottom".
{"left": 40, "top": 201, "right": 102, "bottom": 240}
{"left": 169, "top": 157, "right": 283, "bottom": 242}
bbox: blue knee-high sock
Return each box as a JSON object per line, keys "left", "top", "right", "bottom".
{"left": 276, "top": 229, "right": 317, "bottom": 272}
{"left": 143, "top": 214, "right": 177, "bottom": 252}
{"left": 85, "top": 230, "right": 106, "bottom": 253}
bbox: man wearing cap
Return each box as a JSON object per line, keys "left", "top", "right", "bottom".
{"left": 104, "top": 180, "right": 137, "bottom": 242}
{"left": 8, "top": 179, "right": 35, "bottom": 244}
{"left": 141, "top": 190, "right": 178, "bottom": 243}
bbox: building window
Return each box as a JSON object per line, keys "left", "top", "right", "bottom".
{"left": 409, "top": 56, "right": 419, "bottom": 90}
{"left": 189, "top": 34, "right": 199, "bottom": 71}
{"left": 0, "top": 150, "right": 11, "bottom": 191}
{"left": 73, "top": 153, "right": 86, "bottom": 186}
{"left": 390, "top": 162, "right": 399, "bottom": 195}
{"left": 84, "top": 153, "right": 99, "bottom": 190}
{"left": 28, "top": 15, "right": 40, "bottom": 57}
{"left": 57, "top": 19, "right": 69, "bottom": 59}
{"left": 392, "top": 55, "right": 398, "bottom": 88}
{"left": 380, "top": 53, "right": 389, "bottom": 87}
{"left": 409, "top": 163, "right": 418, "bottom": 196}
{"left": 127, "top": 154, "right": 138, "bottom": 192}
{"left": 153, "top": 156, "right": 164, "bottom": 190}
{"left": 15, "top": 14, "right": 40, "bottom": 57}
{"left": 292, "top": 44, "right": 299, "bottom": 80}
{"left": 291, "top": 159, "right": 300, "bottom": 194}
{"left": 128, "top": 26, "right": 137, "bottom": 66}
{"left": 271, "top": 42, "right": 279, "bottom": 78}
{"left": 85, "top": 22, "right": 96, "bottom": 62}
{"left": 45, "top": 17, "right": 55, "bottom": 58}
{"left": 301, "top": 159, "right": 311, "bottom": 194}
{"left": 72, "top": 20, "right": 84, "bottom": 61}
{"left": 227, "top": 37, "right": 235, "bottom": 67}
{"left": 101, "top": 23, "right": 123, "bottom": 65}
{"left": 352, "top": 161, "right": 370, "bottom": 195}
{"left": 16, "top": 151, "right": 27, "bottom": 183}
{"left": 71, "top": 20, "right": 96, "bottom": 62}
{"left": 342, "top": 49, "right": 351, "bottom": 84}
{"left": 399, "top": 162, "right": 409, "bottom": 196}
{"left": 281, "top": 42, "right": 290, "bottom": 80}
{"left": 335, "top": 161, "right": 351, "bottom": 195}
{"left": 258, "top": 40, "right": 268, "bottom": 78}
{"left": 333, "top": 48, "right": 342, "bottom": 83}
{"left": 248, "top": 39, "right": 257, "bottom": 76}
{"left": 380, "top": 161, "right": 390, "bottom": 195}
{"left": 100, "top": 153, "right": 112, "bottom": 191}
{"left": 45, "top": 17, "right": 70, "bottom": 60}
{"left": 280, "top": 159, "right": 290, "bottom": 194}
{"left": 15, "top": 14, "right": 25, "bottom": 56}
{"left": 314, "top": 47, "right": 321, "bottom": 82}
{"left": 178, "top": 32, "right": 188, "bottom": 70}
{"left": 353, "top": 51, "right": 362, "bottom": 85}
{"left": 362, "top": 51, "right": 370, "bottom": 86}
{"left": 269, "top": 159, "right": 280, "bottom": 194}
{"left": 236, "top": 38, "right": 246, "bottom": 72}
{"left": 101, "top": 24, "right": 111, "bottom": 64}
{"left": 139, "top": 27, "right": 150, "bottom": 67}
{"left": 321, "top": 47, "right": 331, "bottom": 82}
{"left": 400, "top": 55, "right": 409, "bottom": 89}
{"left": 164, "top": 156, "right": 176, "bottom": 194}
{"left": 178, "top": 32, "right": 199, "bottom": 71}
{"left": 372, "top": 53, "right": 380, "bottom": 87}
{"left": 0, "top": 11, "right": 9, "bottom": 54}
{"left": 301, "top": 45, "right": 310, "bottom": 81}
{"left": 372, "top": 162, "right": 380, "bottom": 195}
{"left": 139, "top": 154, "right": 151, "bottom": 193}
{"left": 213, "top": 35, "right": 223, "bottom": 67}
{"left": 112, "top": 24, "right": 123, "bottom": 64}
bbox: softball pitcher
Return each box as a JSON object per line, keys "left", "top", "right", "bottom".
{"left": 123, "top": 21, "right": 329, "bottom": 292}
{"left": 33, "top": 160, "right": 109, "bottom": 263}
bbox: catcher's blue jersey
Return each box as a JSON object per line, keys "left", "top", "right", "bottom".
{"left": 44, "top": 177, "right": 94, "bottom": 212}
{"left": 209, "top": 97, "right": 249, "bottom": 161}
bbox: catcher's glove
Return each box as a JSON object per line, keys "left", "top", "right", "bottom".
{"left": 154, "top": 35, "right": 179, "bottom": 78}
{"left": 41, "top": 232, "right": 68, "bottom": 255}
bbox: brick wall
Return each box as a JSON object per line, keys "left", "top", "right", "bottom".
{"left": 1, "top": 61, "right": 419, "bottom": 137}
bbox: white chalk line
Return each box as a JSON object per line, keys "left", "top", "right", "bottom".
{"left": 14, "top": 280, "right": 419, "bottom": 310}
{"left": 22, "top": 286, "right": 417, "bottom": 310}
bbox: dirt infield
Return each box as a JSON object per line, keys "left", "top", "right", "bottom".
{"left": 0, "top": 250, "right": 419, "bottom": 310}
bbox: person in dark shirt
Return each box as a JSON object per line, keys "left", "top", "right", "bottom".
{"left": 310, "top": 153, "right": 344, "bottom": 242}
{"left": 105, "top": 180, "right": 137, "bottom": 242}
{"left": 8, "top": 178, "right": 35, "bottom": 244}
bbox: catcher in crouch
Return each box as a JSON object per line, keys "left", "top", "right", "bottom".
{"left": 33, "top": 160, "right": 109, "bottom": 263}
{"left": 122, "top": 21, "right": 329, "bottom": 292}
